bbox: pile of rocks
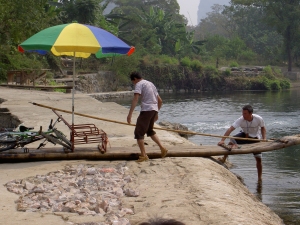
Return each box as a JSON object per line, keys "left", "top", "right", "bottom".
{"left": 5, "top": 163, "right": 139, "bottom": 225}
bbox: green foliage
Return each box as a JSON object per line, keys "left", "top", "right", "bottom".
{"left": 0, "top": 0, "right": 295, "bottom": 92}
{"left": 0, "top": 53, "right": 48, "bottom": 82}
{"left": 231, "top": 0, "right": 300, "bottom": 71}
{"left": 151, "top": 55, "right": 179, "bottom": 65}
{"left": 48, "top": 79, "right": 66, "bottom": 93}
{"left": 239, "top": 50, "right": 256, "bottom": 61}
{"left": 224, "top": 68, "right": 231, "bottom": 76}
{"left": 280, "top": 79, "right": 291, "bottom": 89}
{"left": 0, "top": 0, "right": 59, "bottom": 46}
{"left": 202, "top": 35, "right": 227, "bottom": 56}
{"left": 250, "top": 74, "right": 291, "bottom": 91}
{"left": 204, "top": 65, "right": 219, "bottom": 78}
{"left": 190, "top": 60, "right": 203, "bottom": 72}
{"left": 180, "top": 57, "right": 191, "bottom": 67}
{"left": 201, "top": 35, "right": 254, "bottom": 63}
{"left": 194, "top": 4, "right": 229, "bottom": 39}
{"left": 8, "top": 53, "right": 46, "bottom": 70}
{"left": 161, "top": 55, "right": 179, "bottom": 65}
{"left": 263, "top": 65, "right": 275, "bottom": 79}
{"left": 224, "top": 36, "right": 247, "bottom": 59}
{"left": 229, "top": 61, "right": 239, "bottom": 67}
{"left": 222, "top": 3, "right": 283, "bottom": 60}
{"left": 108, "top": 54, "right": 140, "bottom": 90}
{"left": 270, "top": 80, "right": 281, "bottom": 90}
{"left": 263, "top": 65, "right": 272, "bottom": 74}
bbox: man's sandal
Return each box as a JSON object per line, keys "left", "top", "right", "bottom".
{"left": 161, "top": 147, "right": 168, "bottom": 158}
{"left": 136, "top": 155, "right": 149, "bottom": 163}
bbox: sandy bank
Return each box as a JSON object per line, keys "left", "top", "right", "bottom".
{"left": 0, "top": 87, "right": 283, "bottom": 225}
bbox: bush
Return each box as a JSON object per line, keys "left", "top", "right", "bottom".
{"left": 180, "top": 57, "right": 191, "bottom": 67}
{"left": 258, "top": 76, "right": 271, "bottom": 90}
{"left": 239, "top": 50, "right": 256, "bottom": 61}
{"left": 229, "top": 61, "right": 239, "bottom": 67}
{"left": 160, "top": 55, "right": 178, "bottom": 65}
{"left": 224, "top": 68, "right": 231, "bottom": 76}
{"left": 0, "top": 52, "right": 49, "bottom": 82}
{"left": 204, "top": 65, "right": 219, "bottom": 78}
{"left": 270, "top": 80, "right": 281, "bottom": 90}
{"left": 280, "top": 80, "right": 291, "bottom": 89}
{"left": 48, "top": 80, "right": 66, "bottom": 93}
{"left": 108, "top": 53, "right": 140, "bottom": 89}
{"left": 7, "top": 53, "right": 46, "bottom": 69}
{"left": 190, "top": 60, "right": 202, "bottom": 72}
{"left": 263, "top": 65, "right": 275, "bottom": 79}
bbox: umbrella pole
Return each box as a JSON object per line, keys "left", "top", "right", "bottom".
{"left": 72, "top": 54, "right": 75, "bottom": 125}
{"left": 71, "top": 53, "right": 75, "bottom": 151}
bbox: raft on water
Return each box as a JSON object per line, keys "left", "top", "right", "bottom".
{"left": 0, "top": 135, "right": 299, "bottom": 163}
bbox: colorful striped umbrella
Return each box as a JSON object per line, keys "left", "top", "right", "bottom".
{"left": 18, "top": 23, "right": 135, "bottom": 58}
{"left": 18, "top": 23, "right": 135, "bottom": 126}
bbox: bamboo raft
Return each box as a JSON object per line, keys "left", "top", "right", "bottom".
{"left": 1, "top": 135, "right": 299, "bottom": 162}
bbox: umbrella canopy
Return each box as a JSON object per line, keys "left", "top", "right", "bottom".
{"left": 18, "top": 23, "right": 135, "bottom": 58}
{"left": 18, "top": 22, "right": 135, "bottom": 126}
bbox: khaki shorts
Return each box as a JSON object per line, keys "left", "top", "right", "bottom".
{"left": 134, "top": 111, "right": 157, "bottom": 139}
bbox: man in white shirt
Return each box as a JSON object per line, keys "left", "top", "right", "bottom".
{"left": 127, "top": 72, "right": 168, "bottom": 162}
{"left": 218, "top": 105, "right": 266, "bottom": 182}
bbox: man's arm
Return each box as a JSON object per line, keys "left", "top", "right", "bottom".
{"left": 127, "top": 93, "right": 139, "bottom": 124}
{"left": 154, "top": 95, "right": 163, "bottom": 122}
{"left": 261, "top": 126, "right": 266, "bottom": 140}
{"left": 157, "top": 95, "right": 162, "bottom": 110}
{"left": 218, "top": 126, "right": 235, "bottom": 145}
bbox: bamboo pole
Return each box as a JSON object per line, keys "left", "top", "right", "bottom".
{"left": 31, "top": 102, "right": 271, "bottom": 143}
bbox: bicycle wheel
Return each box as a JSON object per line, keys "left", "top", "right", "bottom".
{"left": 41, "top": 132, "right": 72, "bottom": 150}
{"left": 53, "top": 129, "right": 72, "bottom": 147}
{"left": 0, "top": 133, "right": 17, "bottom": 152}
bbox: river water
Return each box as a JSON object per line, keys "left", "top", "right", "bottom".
{"left": 108, "top": 89, "right": 300, "bottom": 225}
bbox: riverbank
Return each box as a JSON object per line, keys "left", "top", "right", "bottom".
{"left": 0, "top": 87, "right": 283, "bottom": 225}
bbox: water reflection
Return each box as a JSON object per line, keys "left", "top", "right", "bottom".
{"left": 107, "top": 89, "right": 300, "bottom": 224}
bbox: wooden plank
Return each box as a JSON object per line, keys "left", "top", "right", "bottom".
{"left": 0, "top": 135, "right": 299, "bottom": 162}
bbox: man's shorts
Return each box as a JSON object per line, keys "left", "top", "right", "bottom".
{"left": 230, "top": 132, "right": 262, "bottom": 158}
{"left": 134, "top": 111, "right": 157, "bottom": 139}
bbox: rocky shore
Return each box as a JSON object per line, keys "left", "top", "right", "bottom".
{"left": 0, "top": 87, "right": 283, "bottom": 225}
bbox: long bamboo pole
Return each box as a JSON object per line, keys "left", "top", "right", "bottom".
{"left": 31, "top": 102, "right": 272, "bottom": 143}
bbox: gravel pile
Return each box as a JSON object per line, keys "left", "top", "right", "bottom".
{"left": 5, "top": 163, "right": 139, "bottom": 225}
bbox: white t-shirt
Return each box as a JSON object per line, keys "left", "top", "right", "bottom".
{"left": 232, "top": 114, "right": 265, "bottom": 138}
{"left": 134, "top": 79, "right": 159, "bottom": 111}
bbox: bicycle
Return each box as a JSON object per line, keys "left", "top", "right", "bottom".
{"left": 0, "top": 117, "right": 72, "bottom": 152}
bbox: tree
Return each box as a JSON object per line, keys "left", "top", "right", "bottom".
{"left": 195, "top": 4, "right": 231, "bottom": 40}
{"left": 232, "top": 0, "right": 300, "bottom": 71}
{"left": 0, "top": 0, "right": 59, "bottom": 46}
{"left": 222, "top": 4, "right": 283, "bottom": 61}
{"left": 58, "top": 0, "right": 101, "bottom": 24}
{"left": 112, "top": 0, "right": 179, "bottom": 14}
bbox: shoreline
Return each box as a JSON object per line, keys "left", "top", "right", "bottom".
{"left": 0, "top": 87, "right": 283, "bottom": 225}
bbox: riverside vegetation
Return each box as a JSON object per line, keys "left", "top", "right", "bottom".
{"left": 0, "top": 0, "right": 294, "bottom": 92}
{"left": 0, "top": 51, "right": 291, "bottom": 93}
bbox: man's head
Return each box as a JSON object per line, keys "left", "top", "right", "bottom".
{"left": 130, "top": 71, "right": 142, "bottom": 84}
{"left": 242, "top": 104, "right": 253, "bottom": 121}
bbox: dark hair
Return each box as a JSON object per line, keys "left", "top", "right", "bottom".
{"left": 130, "top": 71, "right": 142, "bottom": 80}
{"left": 242, "top": 104, "right": 253, "bottom": 113}
{"left": 139, "top": 218, "right": 185, "bottom": 225}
